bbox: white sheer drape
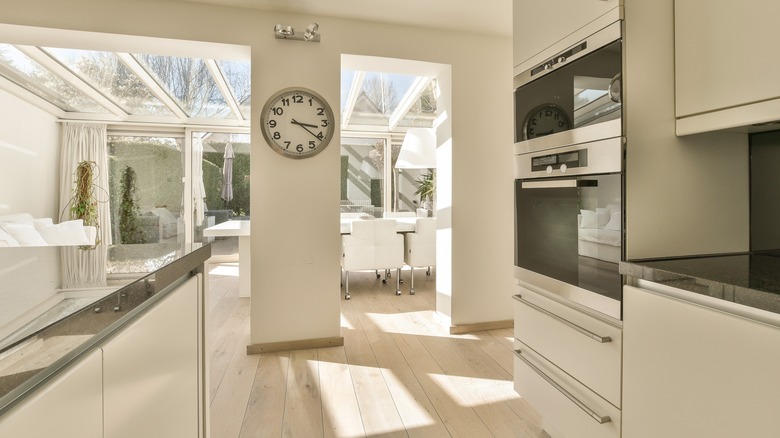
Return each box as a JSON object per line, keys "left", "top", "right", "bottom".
{"left": 192, "top": 136, "right": 206, "bottom": 226}
{"left": 59, "top": 122, "right": 110, "bottom": 288}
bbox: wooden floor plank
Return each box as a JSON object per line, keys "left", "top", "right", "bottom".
{"left": 281, "top": 348, "right": 324, "bottom": 438}
{"left": 238, "top": 352, "right": 290, "bottom": 438}
{"left": 317, "top": 346, "right": 366, "bottom": 438}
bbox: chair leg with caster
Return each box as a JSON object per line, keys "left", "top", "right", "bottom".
{"left": 395, "top": 267, "right": 401, "bottom": 295}
{"left": 345, "top": 271, "right": 351, "bottom": 300}
{"left": 409, "top": 266, "right": 415, "bottom": 295}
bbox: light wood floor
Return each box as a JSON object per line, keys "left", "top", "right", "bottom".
{"left": 207, "top": 264, "right": 548, "bottom": 438}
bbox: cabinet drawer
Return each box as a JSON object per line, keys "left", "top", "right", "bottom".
{"left": 514, "top": 339, "right": 620, "bottom": 438}
{"left": 513, "top": 286, "right": 621, "bottom": 407}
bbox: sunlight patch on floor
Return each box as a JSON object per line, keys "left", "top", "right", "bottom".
{"left": 364, "top": 310, "right": 447, "bottom": 336}
{"left": 209, "top": 264, "right": 239, "bottom": 277}
{"left": 427, "top": 373, "right": 520, "bottom": 407}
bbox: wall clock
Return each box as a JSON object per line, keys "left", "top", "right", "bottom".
{"left": 523, "top": 103, "right": 571, "bottom": 140}
{"left": 261, "top": 87, "right": 335, "bottom": 158}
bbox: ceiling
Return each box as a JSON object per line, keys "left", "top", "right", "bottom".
{"left": 174, "top": 0, "right": 513, "bottom": 37}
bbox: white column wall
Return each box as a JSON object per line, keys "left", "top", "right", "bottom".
{"left": 0, "top": 0, "right": 515, "bottom": 342}
{"left": 0, "top": 89, "right": 59, "bottom": 219}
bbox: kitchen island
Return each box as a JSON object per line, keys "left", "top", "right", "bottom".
{"left": 620, "top": 253, "right": 780, "bottom": 438}
{"left": 0, "top": 242, "right": 210, "bottom": 437}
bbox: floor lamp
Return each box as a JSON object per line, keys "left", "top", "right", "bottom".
{"left": 394, "top": 128, "right": 437, "bottom": 214}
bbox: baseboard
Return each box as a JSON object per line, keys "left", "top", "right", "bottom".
{"left": 246, "top": 336, "right": 344, "bottom": 354}
{"left": 449, "top": 319, "right": 513, "bottom": 335}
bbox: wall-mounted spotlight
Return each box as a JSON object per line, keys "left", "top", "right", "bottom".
{"left": 274, "top": 23, "right": 321, "bottom": 42}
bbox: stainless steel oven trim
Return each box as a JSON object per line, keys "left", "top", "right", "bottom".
{"left": 515, "top": 136, "right": 623, "bottom": 179}
{"left": 513, "top": 21, "right": 622, "bottom": 90}
{"left": 514, "top": 118, "right": 622, "bottom": 156}
{"left": 515, "top": 266, "right": 622, "bottom": 323}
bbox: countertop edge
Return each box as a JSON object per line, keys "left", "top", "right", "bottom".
{"left": 0, "top": 243, "right": 211, "bottom": 417}
{"left": 620, "top": 259, "right": 780, "bottom": 319}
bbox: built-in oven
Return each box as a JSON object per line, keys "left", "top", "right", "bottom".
{"left": 513, "top": 20, "right": 624, "bottom": 320}
{"left": 514, "top": 21, "right": 622, "bottom": 155}
{"left": 514, "top": 139, "right": 624, "bottom": 320}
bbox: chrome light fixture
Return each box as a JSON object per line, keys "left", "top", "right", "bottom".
{"left": 274, "top": 23, "right": 320, "bottom": 42}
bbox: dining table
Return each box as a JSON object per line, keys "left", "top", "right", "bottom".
{"left": 203, "top": 220, "right": 251, "bottom": 298}
{"left": 339, "top": 216, "right": 419, "bottom": 234}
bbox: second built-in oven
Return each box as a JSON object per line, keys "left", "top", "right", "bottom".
{"left": 514, "top": 139, "right": 624, "bottom": 320}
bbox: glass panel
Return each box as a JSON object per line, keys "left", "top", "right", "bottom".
{"left": 346, "top": 72, "right": 416, "bottom": 127}
{"left": 0, "top": 44, "right": 106, "bottom": 113}
{"left": 340, "top": 137, "right": 386, "bottom": 217}
{"left": 43, "top": 47, "right": 175, "bottom": 117}
{"left": 216, "top": 60, "right": 251, "bottom": 119}
{"left": 192, "top": 132, "right": 250, "bottom": 257}
{"left": 396, "top": 79, "right": 438, "bottom": 128}
{"left": 134, "top": 54, "right": 233, "bottom": 119}
{"left": 390, "top": 141, "right": 428, "bottom": 213}
{"left": 107, "top": 136, "right": 184, "bottom": 251}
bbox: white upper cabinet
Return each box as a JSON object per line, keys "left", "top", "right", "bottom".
{"left": 675, "top": 0, "right": 780, "bottom": 134}
{"left": 513, "top": 0, "right": 621, "bottom": 74}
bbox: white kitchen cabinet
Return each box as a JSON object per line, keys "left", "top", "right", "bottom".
{"left": 102, "top": 274, "right": 202, "bottom": 438}
{"left": 513, "top": 0, "right": 621, "bottom": 74}
{"left": 623, "top": 283, "right": 780, "bottom": 437}
{"left": 675, "top": 0, "right": 780, "bottom": 134}
{"left": 0, "top": 349, "right": 103, "bottom": 438}
{"left": 513, "top": 284, "right": 622, "bottom": 437}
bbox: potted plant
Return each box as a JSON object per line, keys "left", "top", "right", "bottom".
{"left": 414, "top": 170, "right": 436, "bottom": 214}
{"left": 118, "top": 165, "right": 144, "bottom": 244}
{"left": 66, "top": 160, "right": 101, "bottom": 246}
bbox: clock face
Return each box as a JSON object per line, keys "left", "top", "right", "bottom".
{"left": 261, "top": 87, "right": 335, "bottom": 158}
{"left": 523, "top": 104, "right": 571, "bottom": 140}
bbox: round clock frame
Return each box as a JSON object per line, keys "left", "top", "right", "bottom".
{"left": 522, "top": 103, "right": 572, "bottom": 140}
{"left": 260, "top": 87, "right": 335, "bottom": 159}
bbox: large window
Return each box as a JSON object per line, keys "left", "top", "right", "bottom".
{"left": 107, "top": 134, "right": 184, "bottom": 246}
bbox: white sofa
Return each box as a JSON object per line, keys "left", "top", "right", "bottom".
{"left": 577, "top": 206, "right": 621, "bottom": 264}
{"left": 0, "top": 213, "right": 97, "bottom": 247}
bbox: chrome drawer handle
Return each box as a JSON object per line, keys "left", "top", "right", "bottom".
{"left": 513, "top": 294, "right": 612, "bottom": 343}
{"left": 514, "top": 349, "right": 612, "bottom": 425}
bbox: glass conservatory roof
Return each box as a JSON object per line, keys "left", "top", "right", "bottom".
{"left": 0, "top": 32, "right": 436, "bottom": 133}
{"left": 0, "top": 42, "right": 251, "bottom": 127}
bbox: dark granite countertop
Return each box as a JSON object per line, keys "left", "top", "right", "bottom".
{"left": 620, "top": 252, "right": 780, "bottom": 315}
{"left": 0, "top": 242, "right": 210, "bottom": 415}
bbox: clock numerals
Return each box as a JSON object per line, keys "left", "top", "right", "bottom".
{"left": 273, "top": 132, "right": 281, "bottom": 140}
{"left": 284, "top": 141, "right": 291, "bottom": 150}
{"left": 309, "top": 141, "right": 316, "bottom": 149}
{"left": 272, "top": 107, "right": 284, "bottom": 116}
{"left": 268, "top": 119, "right": 277, "bottom": 128}
{"left": 316, "top": 108, "right": 325, "bottom": 116}
{"left": 296, "top": 144, "right": 304, "bottom": 153}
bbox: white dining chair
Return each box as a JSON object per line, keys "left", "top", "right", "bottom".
{"left": 341, "top": 218, "right": 404, "bottom": 299}
{"left": 403, "top": 217, "right": 436, "bottom": 295}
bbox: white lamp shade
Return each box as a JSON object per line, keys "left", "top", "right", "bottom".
{"left": 395, "top": 128, "right": 437, "bottom": 169}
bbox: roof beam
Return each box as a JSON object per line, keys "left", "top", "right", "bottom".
{"left": 205, "top": 59, "right": 244, "bottom": 122}
{"left": 387, "top": 76, "right": 433, "bottom": 131}
{"left": 115, "top": 52, "right": 189, "bottom": 121}
{"left": 14, "top": 45, "right": 127, "bottom": 117}
{"left": 341, "top": 70, "right": 365, "bottom": 130}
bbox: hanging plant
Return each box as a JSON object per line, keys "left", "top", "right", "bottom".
{"left": 118, "top": 165, "right": 144, "bottom": 244}
{"left": 64, "top": 160, "right": 101, "bottom": 246}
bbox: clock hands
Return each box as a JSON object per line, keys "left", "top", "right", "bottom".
{"left": 291, "top": 119, "right": 323, "bottom": 140}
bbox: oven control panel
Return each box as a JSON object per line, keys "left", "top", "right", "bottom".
{"left": 530, "top": 149, "right": 587, "bottom": 172}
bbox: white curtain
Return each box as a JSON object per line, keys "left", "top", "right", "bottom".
{"left": 59, "top": 122, "right": 110, "bottom": 288}
{"left": 192, "top": 136, "right": 207, "bottom": 227}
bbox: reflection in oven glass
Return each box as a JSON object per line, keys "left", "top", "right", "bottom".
{"left": 515, "top": 174, "right": 622, "bottom": 301}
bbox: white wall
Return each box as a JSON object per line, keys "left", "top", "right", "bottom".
{"left": 0, "top": 88, "right": 59, "bottom": 219}
{"left": 0, "top": 0, "right": 514, "bottom": 344}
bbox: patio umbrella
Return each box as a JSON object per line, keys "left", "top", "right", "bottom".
{"left": 220, "top": 141, "right": 234, "bottom": 205}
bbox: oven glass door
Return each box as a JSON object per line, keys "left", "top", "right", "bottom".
{"left": 515, "top": 173, "right": 622, "bottom": 302}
